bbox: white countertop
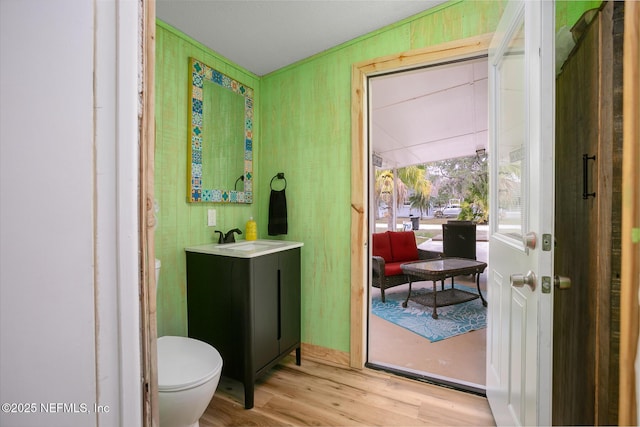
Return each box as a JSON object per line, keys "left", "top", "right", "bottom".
{"left": 185, "top": 239, "right": 303, "bottom": 258}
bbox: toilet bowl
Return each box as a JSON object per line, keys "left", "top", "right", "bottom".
{"left": 157, "top": 336, "right": 222, "bottom": 427}
{"left": 156, "top": 259, "right": 223, "bottom": 427}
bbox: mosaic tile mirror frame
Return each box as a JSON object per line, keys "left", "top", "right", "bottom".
{"left": 188, "top": 57, "right": 253, "bottom": 203}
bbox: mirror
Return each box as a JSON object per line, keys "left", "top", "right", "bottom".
{"left": 188, "top": 57, "right": 253, "bottom": 203}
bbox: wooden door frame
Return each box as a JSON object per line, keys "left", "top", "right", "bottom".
{"left": 140, "top": 0, "right": 158, "bottom": 425}
{"left": 350, "top": 33, "right": 494, "bottom": 368}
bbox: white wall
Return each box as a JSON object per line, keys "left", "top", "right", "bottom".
{"left": 0, "top": 1, "right": 142, "bottom": 426}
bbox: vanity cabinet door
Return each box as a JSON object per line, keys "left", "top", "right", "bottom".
{"left": 251, "top": 253, "right": 280, "bottom": 370}
{"left": 186, "top": 253, "right": 249, "bottom": 380}
{"left": 278, "top": 248, "right": 301, "bottom": 353}
{"left": 251, "top": 248, "right": 301, "bottom": 370}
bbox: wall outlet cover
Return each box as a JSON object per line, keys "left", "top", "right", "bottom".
{"left": 207, "top": 209, "right": 216, "bottom": 226}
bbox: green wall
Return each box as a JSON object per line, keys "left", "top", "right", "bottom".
{"left": 556, "top": 0, "right": 603, "bottom": 32}
{"left": 257, "top": 0, "right": 511, "bottom": 354}
{"left": 155, "top": 21, "right": 261, "bottom": 337}
{"left": 155, "top": 0, "right": 601, "bottom": 350}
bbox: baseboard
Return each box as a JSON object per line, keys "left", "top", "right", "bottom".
{"left": 300, "top": 342, "right": 350, "bottom": 367}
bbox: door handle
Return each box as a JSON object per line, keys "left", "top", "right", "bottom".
{"left": 583, "top": 154, "right": 596, "bottom": 199}
{"left": 554, "top": 275, "right": 571, "bottom": 290}
{"left": 510, "top": 271, "right": 536, "bottom": 291}
{"left": 277, "top": 270, "right": 282, "bottom": 340}
{"left": 523, "top": 232, "right": 537, "bottom": 249}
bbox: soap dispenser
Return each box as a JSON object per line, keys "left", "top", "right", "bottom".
{"left": 245, "top": 217, "right": 257, "bottom": 241}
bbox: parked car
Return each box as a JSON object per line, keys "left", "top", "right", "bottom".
{"left": 442, "top": 205, "right": 462, "bottom": 218}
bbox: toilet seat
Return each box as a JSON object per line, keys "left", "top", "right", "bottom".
{"left": 158, "top": 336, "right": 223, "bottom": 392}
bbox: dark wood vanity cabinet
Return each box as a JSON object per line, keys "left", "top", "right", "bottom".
{"left": 186, "top": 247, "right": 301, "bottom": 409}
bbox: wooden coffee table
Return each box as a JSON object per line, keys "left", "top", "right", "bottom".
{"left": 400, "top": 258, "right": 487, "bottom": 319}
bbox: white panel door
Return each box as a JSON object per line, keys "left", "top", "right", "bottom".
{"left": 486, "top": 1, "right": 555, "bottom": 426}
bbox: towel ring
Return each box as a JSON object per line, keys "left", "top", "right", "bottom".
{"left": 270, "top": 173, "right": 287, "bottom": 190}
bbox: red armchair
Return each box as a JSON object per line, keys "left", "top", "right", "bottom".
{"left": 371, "top": 231, "right": 441, "bottom": 302}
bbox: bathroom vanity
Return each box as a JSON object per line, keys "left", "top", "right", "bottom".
{"left": 185, "top": 240, "right": 303, "bottom": 409}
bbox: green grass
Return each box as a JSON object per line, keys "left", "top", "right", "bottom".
{"left": 414, "top": 230, "right": 439, "bottom": 245}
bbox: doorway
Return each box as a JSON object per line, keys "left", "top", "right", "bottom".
{"left": 365, "top": 57, "right": 489, "bottom": 391}
{"left": 349, "top": 33, "right": 493, "bottom": 373}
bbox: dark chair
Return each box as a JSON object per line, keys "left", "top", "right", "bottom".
{"left": 441, "top": 222, "right": 477, "bottom": 288}
{"left": 442, "top": 222, "right": 477, "bottom": 260}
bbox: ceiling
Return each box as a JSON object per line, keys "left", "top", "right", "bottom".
{"left": 371, "top": 57, "right": 488, "bottom": 168}
{"left": 156, "top": 0, "right": 447, "bottom": 76}
{"left": 156, "top": 1, "right": 487, "bottom": 169}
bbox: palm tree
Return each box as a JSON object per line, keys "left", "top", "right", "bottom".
{"left": 402, "top": 166, "right": 432, "bottom": 218}
{"left": 374, "top": 170, "right": 407, "bottom": 229}
{"left": 408, "top": 191, "right": 431, "bottom": 218}
{"left": 375, "top": 166, "right": 433, "bottom": 227}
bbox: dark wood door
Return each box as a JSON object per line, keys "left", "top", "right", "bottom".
{"left": 553, "top": 2, "right": 622, "bottom": 425}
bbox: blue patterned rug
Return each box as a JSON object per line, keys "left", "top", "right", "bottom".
{"left": 372, "top": 285, "right": 487, "bottom": 342}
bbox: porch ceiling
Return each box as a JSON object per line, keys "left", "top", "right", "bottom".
{"left": 371, "top": 57, "right": 488, "bottom": 169}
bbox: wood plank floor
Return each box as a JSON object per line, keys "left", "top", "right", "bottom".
{"left": 200, "top": 355, "right": 495, "bottom": 426}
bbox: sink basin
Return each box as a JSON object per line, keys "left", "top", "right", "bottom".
{"left": 224, "top": 243, "right": 274, "bottom": 252}
{"left": 185, "top": 239, "right": 303, "bottom": 258}
{"left": 219, "top": 240, "right": 286, "bottom": 252}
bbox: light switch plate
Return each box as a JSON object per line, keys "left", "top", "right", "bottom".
{"left": 207, "top": 209, "right": 216, "bottom": 226}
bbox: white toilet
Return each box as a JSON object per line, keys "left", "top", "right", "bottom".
{"left": 156, "top": 259, "right": 223, "bottom": 427}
